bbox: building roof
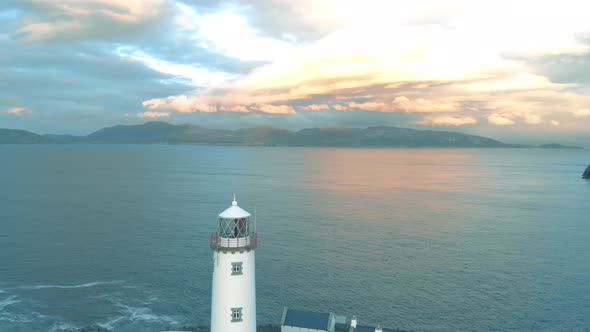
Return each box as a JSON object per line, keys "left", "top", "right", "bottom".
{"left": 218, "top": 198, "right": 251, "bottom": 219}
{"left": 334, "top": 315, "right": 351, "bottom": 332}
{"left": 283, "top": 309, "right": 331, "bottom": 331}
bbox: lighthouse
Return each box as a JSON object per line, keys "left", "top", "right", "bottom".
{"left": 210, "top": 196, "right": 257, "bottom": 332}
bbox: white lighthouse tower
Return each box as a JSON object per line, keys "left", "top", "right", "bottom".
{"left": 210, "top": 195, "right": 257, "bottom": 332}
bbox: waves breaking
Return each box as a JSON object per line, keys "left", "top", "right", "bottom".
{"left": 17, "top": 281, "right": 124, "bottom": 290}
{"left": 98, "top": 302, "right": 179, "bottom": 330}
{"left": 0, "top": 295, "right": 20, "bottom": 310}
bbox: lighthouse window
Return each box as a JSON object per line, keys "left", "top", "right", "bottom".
{"left": 231, "top": 307, "right": 243, "bottom": 322}
{"left": 219, "top": 217, "right": 249, "bottom": 238}
{"left": 231, "top": 262, "right": 243, "bottom": 275}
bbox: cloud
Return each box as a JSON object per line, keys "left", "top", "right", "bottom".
{"left": 251, "top": 104, "right": 295, "bottom": 114}
{"left": 488, "top": 113, "right": 515, "bottom": 126}
{"left": 0, "top": 34, "right": 196, "bottom": 134}
{"left": 15, "top": 0, "right": 170, "bottom": 42}
{"left": 137, "top": 111, "right": 170, "bottom": 118}
{"left": 574, "top": 108, "right": 590, "bottom": 118}
{"left": 348, "top": 101, "right": 388, "bottom": 112}
{"left": 16, "top": 20, "right": 82, "bottom": 41}
{"left": 143, "top": 100, "right": 298, "bottom": 115}
{"left": 486, "top": 110, "right": 544, "bottom": 126}
{"left": 4, "top": 0, "right": 590, "bottom": 135}
{"left": 220, "top": 105, "right": 249, "bottom": 113}
{"left": 143, "top": 95, "right": 217, "bottom": 113}
{"left": 523, "top": 113, "right": 543, "bottom": 125}
{"left": 5, "top": 107, "right": 28, "bottom": 115}
{"left": 550, "top": 120, "right": 560, "bottom": 126}
{"left": 115, "top": 47, "right": 236, "bottom": 86}
{"left": 174, "top": 2, "right": 297, "bottom": 62}
{"left": 392, "top": 96, "right": 459, "bottom": 113}
{"left": 298, "top": 104, "right": 329, "bottom": 111}
{"left": 143, "top": 1, "right": 590, "bottom": 124}
{"left": 417, "top": 115, "right": 477, "bottom": 126}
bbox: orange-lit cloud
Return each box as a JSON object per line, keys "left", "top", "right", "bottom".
{"left": 220, "top": 105, "right": 249, "bottom": 113}
{"left": 251, "top": 104, "right": 296, "bottom": 114}
{"left": 392, "top": 96, "right": 461, "bottom": 113}
{"left": 298, "top": 104, "right": 330, "bottom": 111}
{"left": 143, "top": 95, "right": 217, "bottom": 113}
{"left": 417, "top": 115, "right": 477, "bottom": 126}
{"left": 523, "top": 113, "right": 543, "bottom": 125}
{"left": 5, "top": 107, "right": 28, "bottom": 115}
{"left": 137, "top": 111, "right": 170, "bottom": 118}
{"left": 129, "top": 1, "right": 590, "bottom": 128}
{"left": 348, "top": 101, "right": 388, "bottom": 112}
{"left": 5, "top": 0, "right": 590, "bottom": 136}
{"left": 488, "top": 114, "right": 515, "bottom": 126}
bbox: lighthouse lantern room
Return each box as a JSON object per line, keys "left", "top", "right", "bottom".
{"left": 210, "top": 195, "right": 257, "bottom": 332}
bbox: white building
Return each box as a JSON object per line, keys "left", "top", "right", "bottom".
{"left": 281, "top": 308, "right": 393, "bottom": 332}
{"left": 210, "top": 196, "right": 257, "bottom": 332}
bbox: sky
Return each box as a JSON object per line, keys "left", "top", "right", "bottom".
{"left": 1, "top": 0, "right": 590, "bottom": 145}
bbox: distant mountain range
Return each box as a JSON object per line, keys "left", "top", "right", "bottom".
{"left": 0, "top": 128, "right": 48, "bottom": 144}
{"left": 0, "top": 122, "right": 583, "bottom": 149}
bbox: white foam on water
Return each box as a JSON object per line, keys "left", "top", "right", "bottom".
{"left": 87, "top": 293, "right": 119, "bottom": 300}
{"left": 0, "top": 295, "right": 20, "bottom": 311}
{"left": 0, "top": 296, "right": 46, "bottom": 324}
{"left": 144, "top": 295, "right": 159, "bottom": 305}
{"left": 98, "top": 302, "right": 179, "bottom": 330}
{"left": 49, "top": 321, "right": 79, "bottom": 331}
{"left": 0, "top": 294, "right": 50, "bottom": 325}
{"left": 19, "top": 280, "right": 124, "bottom": 290}
{"left": 0, "top": 312, "right": 34, "bottom": 324}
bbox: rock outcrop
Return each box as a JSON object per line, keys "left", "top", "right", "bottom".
{"left": 52, "top": 324, "right": 282, "bottom": 332}
{"left": 583, "top": 165, "right": 590, "bottom": 179}
{"left": 159, "top": 325, "right": 280, "bottom": 332}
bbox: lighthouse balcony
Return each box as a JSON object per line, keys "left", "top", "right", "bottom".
{"left": 210, "top": 232, "right": 258, "bottom": 250}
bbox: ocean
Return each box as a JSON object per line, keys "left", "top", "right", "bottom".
{"left": 0, "top": 145, "right": 589, "bottom": 332}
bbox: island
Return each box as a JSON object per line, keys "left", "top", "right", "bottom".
{"left": 1, "top": 122, "right": 585, "bottom": 149}
{"left": 0, "top": 122, "right": 523, "bottom": 148}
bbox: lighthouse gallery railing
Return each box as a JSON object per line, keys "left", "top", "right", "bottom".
{"left": 210, "top": 232, "right": 258, "bottom": 250}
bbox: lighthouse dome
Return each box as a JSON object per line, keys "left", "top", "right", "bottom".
{"left": 218, "top": 197, "right": 251, "bottom": 219}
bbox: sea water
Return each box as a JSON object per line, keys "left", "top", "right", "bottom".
{"left": 0, "top": 145, "right": 589, "bottom": 332}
